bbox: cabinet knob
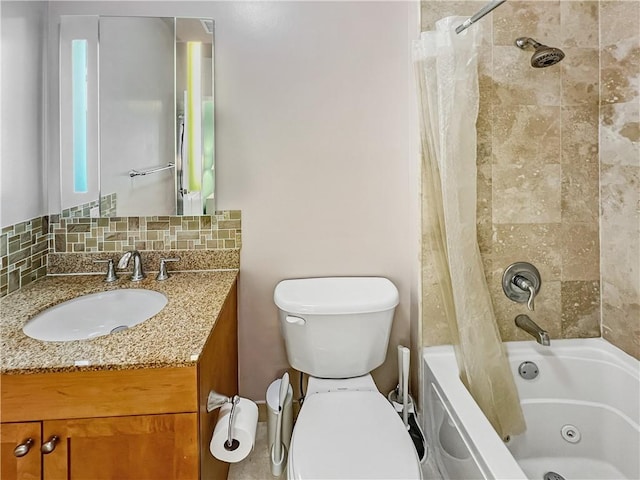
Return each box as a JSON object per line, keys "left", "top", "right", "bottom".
{"left": 13, "top": 438, "right": 34, "bottom": 457}
{"left": 41, "top": 435, "right": 60, "bottom": 454}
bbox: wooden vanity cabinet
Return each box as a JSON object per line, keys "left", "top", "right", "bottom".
{"left": 42, "top": 414, "right": 199, "bottom": 479}
{"left": 0, "top": 280, "right": 238, "bottom": 480}
{"left": 1, "top": 422, "right": 42, "bottom": 480}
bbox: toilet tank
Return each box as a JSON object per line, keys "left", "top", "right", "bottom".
{"left": 274, "top": 277, "right": 399, "bottom": 379}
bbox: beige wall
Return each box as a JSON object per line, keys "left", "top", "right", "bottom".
{"left": 420, "top": 0, "right": 639, "bottom": 359}
{"left": 46, "top": 1, "right": 421, "bottom": 400}
{"left": 599, "top": 1, "right": 640, "bottom": 358}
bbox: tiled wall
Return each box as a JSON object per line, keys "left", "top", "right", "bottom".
{"left": 0, "top": 216, "right": 49, "bottom": 297}
{"left": 0, "top": 210, "right": 241, "bottom": 298}
{"left": 49, "top": 211, "right": 241, "bottom": 253}
{"left": 599, "top": 1, "right": 639, "bottom": 358}
{"left": 420, "top": 1, "right": 637, "bottom": 351}
{"left": 60, "top": 193, "right": 117, "bottom": 219}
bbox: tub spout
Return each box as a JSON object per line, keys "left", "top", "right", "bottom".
{"left": 515, "top": 314, "right": 550, "bottom": 346}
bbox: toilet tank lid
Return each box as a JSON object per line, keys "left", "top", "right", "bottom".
{"left": 274, "top": 277, "right": 399, "bottom": 315}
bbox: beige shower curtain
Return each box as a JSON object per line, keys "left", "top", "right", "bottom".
{"left": 415, "top": 17, "right": 525, "bottom": 439}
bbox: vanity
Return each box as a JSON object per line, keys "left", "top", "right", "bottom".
{"left": 0, "top": 270, "right": 238, "bottom": 480}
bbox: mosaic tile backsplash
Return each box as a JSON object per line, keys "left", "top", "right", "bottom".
{"left": 0, "top": 216, "right": 49, "bottom": 297}
{"left": 49, "top": 211, "right": 241, "bottom": 253}
{"left": 60, "top": 193, "right": 117, "bottom": 219}
{"left": 0, "top": 210, "right": 241, "bottom": 298}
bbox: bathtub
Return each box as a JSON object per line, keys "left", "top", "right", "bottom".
{"left": 422, "top": 338, "right": 640, "bottom": 480}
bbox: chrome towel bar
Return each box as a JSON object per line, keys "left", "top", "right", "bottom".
{"left": 129, "top": 162, "right": 175, "bottom": 178}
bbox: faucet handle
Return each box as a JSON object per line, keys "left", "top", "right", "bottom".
{"left": 93, "top": 259, "right": 117, "bottom": 282}
{"left": 502, "top": 262, "right": 541, "bottom": 311}
{"left": 512, "top": 275, "right": 536, "bottom": 311}
{"left": 156, "top": 257, "right": 180, "bottom": 281}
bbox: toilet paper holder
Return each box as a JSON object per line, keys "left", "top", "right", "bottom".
{"left": 207, "top": 391, "right": 241, "bottom": 451}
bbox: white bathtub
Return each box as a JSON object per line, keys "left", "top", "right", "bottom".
{"left": 422, "top": 338, "right": 640, "bottom": 480}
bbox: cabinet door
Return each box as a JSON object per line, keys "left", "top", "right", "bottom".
{"left": 0, "top": 422, "right": 42, "bottom": 480}
{"left": 43, "top": 413, "right": 198, "bottom": 480}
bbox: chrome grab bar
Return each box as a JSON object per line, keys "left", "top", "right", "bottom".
{"left": 455, "top": 0, "right": 506, "bottom": 34}
{"left": 129, "top": 162, "right": 175, "bottom": 178}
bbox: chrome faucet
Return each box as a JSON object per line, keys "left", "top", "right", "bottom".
{"left": 117, "top": 250, "right": 145, "bottom": 281}
{"left": 515, "top": 314, "right": 550, "bottom": 346}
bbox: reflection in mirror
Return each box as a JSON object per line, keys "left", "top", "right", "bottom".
{"left": 58, "top": 16, "right": 214, "bottom": 218}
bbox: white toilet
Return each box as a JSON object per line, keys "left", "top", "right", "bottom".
{"left": 274, "top": 277, "right": 422, "bottom": 480}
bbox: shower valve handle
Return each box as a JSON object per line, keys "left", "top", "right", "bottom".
{"left": 513, "top": 275, "right": 536, "bottom": 311}
{"left": 502, "top": 262, "right": 541, "bottom": 312}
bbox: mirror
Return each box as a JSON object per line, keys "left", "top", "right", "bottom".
{"left": 59, "top": 16, "right": 215, "bottom": 217}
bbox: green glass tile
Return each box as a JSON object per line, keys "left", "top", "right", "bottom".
{"left": 147, "top": 221, "right": 170, "bottom": 231}
{"left": 199, "top": 216, "right": 212, "bottom": 229}
{"left": 8, "top": 270, "right": 20, "bottom": 293}
{"left": 128, "top": 217, "right": 140, "bottom": 231}
{"left": 104, "top": 232, "right": 127, "bottom": 241}
{"left": 102, "top": 241, "right": 116, "bottom": 251}
{"left": 14, "top": 222, "right": 27, "bottom": 234}
{"left": 177, "top": 231, "right": 199, "bottom": 241}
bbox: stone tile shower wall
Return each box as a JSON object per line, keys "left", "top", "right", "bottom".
{"left": 599, "top": 1, "right": 639, "bottom": 358}
{"left": 420, "top": 1, "right": 631, "bottom": 350}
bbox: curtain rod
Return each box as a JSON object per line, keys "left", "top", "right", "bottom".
{"left": 455, "top": 0, "right": 507, "bottom": 34}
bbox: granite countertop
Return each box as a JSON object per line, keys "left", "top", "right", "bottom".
{"left": 0, "top": 270, "right": 238, "bottom": 375}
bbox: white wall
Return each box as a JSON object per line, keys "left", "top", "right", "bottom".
{"left": 0, "top": 1, "right": 48, "bottom": 228}
{"left": 47, "top": 1, "right": 419, "bottom": 400}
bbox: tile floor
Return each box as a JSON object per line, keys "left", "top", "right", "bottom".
{"left": 227, "top": 422, "right": 442, "bottom": 479}
{"left": 228, "top": 423, "right": 272, "bottom": 479}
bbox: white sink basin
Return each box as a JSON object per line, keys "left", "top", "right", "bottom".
{"left": 23, "top": 289, "right": 168, "bottom": 342}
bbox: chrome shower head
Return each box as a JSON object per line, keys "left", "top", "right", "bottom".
{"left": 515, "top": 37, "right": 565, "bottom": 68}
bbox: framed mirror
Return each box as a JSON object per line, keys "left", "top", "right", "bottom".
{"left": 59, "top": 15, "right": 215, "bottom": 217}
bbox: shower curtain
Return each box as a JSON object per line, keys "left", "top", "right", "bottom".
{"left": 415, "top": 17, "right": 525, "bottom": 439}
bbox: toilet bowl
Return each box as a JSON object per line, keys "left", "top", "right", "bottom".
{"left": 274, "top": 277, "right": 422, "bottom": 480}
{"left": 288, "top": 375, "right": 422, "bottom": 479}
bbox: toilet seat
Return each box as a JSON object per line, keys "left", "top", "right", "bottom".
{"left": 288, "top": 389, "right": 422, "bottom": 479}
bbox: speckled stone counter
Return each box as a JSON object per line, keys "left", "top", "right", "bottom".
{"left": 0, "top": 270, "right": 238, "bottom": 374}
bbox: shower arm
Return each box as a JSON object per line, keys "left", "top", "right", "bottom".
{"left": 455, "top": 0, "right": 507, "bottom": 34}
